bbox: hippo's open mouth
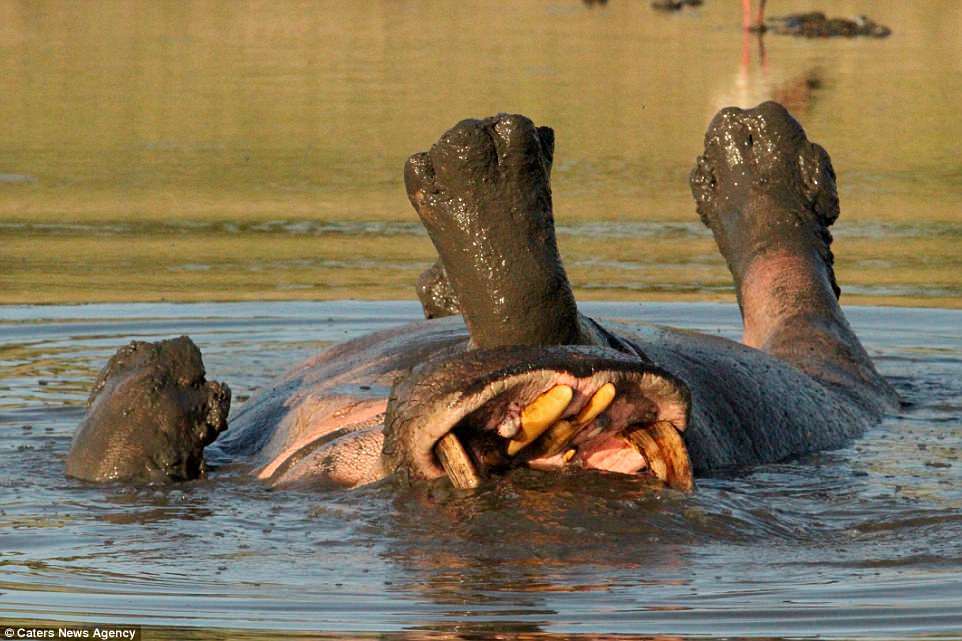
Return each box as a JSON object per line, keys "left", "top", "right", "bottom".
{"left": 382, "top": 345, "right": 694, "bottom": 491}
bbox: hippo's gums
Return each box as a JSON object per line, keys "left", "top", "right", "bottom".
{"left": 66, "top": 102, "right": 899, "bottom": 492}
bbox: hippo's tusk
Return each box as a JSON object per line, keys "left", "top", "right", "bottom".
{"left": 435, "top": 432, "right": 482, "bottom": 489}
{"left": 574, "top": 383, "right": 616, "bottom": 425}
{"left": 507, "top": 385, "right": 573, "bottom": 456}
{"left": 648, "top": 420, "right": 694, "bottom": 492}
{"left": 625, "top": 421, "right": 694, "bottom": 492}
{"left": 625, "top": 428, "right": 669, "bottom": 481}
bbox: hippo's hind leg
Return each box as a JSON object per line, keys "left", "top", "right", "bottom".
{"left": 416, "top": 259, "right": 460, "bottom": 319}
{"left": 404, "top": 113, "right": 601, "bottom": 348}
{"left": 690, "top": 101, "right": 896, "bottom": 402}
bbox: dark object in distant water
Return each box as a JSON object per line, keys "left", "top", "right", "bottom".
{"left": 756, "top": 12, "right": 891, "bottom": 38}
{"left": 651, "top": 0, "right": 702, "bottom": 12}
{"left": 583, "top": 0, "right": 608, "bottom": 6}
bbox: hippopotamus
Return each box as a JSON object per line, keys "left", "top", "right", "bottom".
{"left": 66, "top": 102, "right": 899, "bottom": 492}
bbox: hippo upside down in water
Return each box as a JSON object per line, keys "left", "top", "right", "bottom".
{"left": 66, "top": 102, "right": 899, "bottom": 491}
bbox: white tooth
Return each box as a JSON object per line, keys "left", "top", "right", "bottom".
{"left": 584, "top": 425, "right": 604, "bottom": 441}
{"left": 496, "top": 414, "right": 521, "bottom": 439}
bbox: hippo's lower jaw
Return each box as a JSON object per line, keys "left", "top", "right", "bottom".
{"left": 381, "top": 345, "right": 694, "bottom": 491}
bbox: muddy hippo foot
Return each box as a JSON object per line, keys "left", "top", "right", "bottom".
{"left": 382, "top": 345, "right": 694, "bottom": 491}
{"left": 65, "top": 336, "right": 230, "bottom": 483}
{"left": 690, "top": 101, "right": 841, "bottom": 297}
{"left": 404, "top": 113, "right": 592, "bottom": 348}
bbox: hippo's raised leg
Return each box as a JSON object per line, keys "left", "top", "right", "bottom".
{"left": 404, "top": 114, "right": 600, "bottom": 349}
{"left": 690, "top": 101, "right": 896, "bottom": 400}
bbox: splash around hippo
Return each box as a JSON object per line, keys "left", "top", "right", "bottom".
{"left": 66, "top": 102, "right": 899, "bottom": 491}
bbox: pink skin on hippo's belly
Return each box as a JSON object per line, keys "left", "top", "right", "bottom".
{"left": 254, "top": 397, "right": 388, "bottom": 487}
{"left": 217, "top": 318, "right": 469, "bottom": 488}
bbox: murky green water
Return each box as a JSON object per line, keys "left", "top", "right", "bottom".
{"left": 0, "top": 0, "right": 960, "bottom": 306}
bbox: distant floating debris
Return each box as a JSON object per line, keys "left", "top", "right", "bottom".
{"left": 650, "top": 0, "right": 703, "bottom": 12}
{"left": 757, "top": 12, "right": 892, "bottom": 38}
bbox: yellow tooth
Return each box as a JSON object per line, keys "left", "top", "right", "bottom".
{"left": 563, "top": 448, "right": 577, "bottom": 463}
{"left": 574, "top": 383, "right": 616, "bottom": 426}
{"left": 507, "top": 385, "right": 573, "bottom": 456}
{"left": 525, "top": 419, "right": 579, "bottom": 459}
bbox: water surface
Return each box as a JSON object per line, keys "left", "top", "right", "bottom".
{"left": 1, "top": 301, "right": 960, "bottom": 639}
{"left": 0, "top": 0, "right": 959, "bottom": 306}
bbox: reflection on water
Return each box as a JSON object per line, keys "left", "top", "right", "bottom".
{"left": 0, "top": 301, "right": 960, "bottom": 638}
{"left": 718, "top": 29, "right": 824, "bottom": 117}
{"left": 0, "top": 0, "right": 959, "bottom": 307}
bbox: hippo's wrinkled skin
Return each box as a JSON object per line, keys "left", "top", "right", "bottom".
{"left": 68, "top": 103, "right": 898, "bottom": 490}
{"left": 66, "top": 336, "right": 230, "bottom": 483}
